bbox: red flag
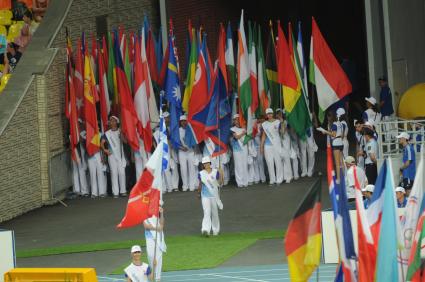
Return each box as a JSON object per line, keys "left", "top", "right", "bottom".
{"left": 134, "top": 30, "right": 153, "bottom": 153}
{"left": 276, "top": 21, "right": 298, "bottom": 89}
{"left": 74, "top": 39, "right": 84, "bottom": 120}
{"left": 147, "top": 28, "right": 159, "bottom": 86}
{"left": 98, "top": 45, "right": 110, "bottom": 133}
{"left": 217, "top": 24, "right": 229, "bottom": 93}
{"left": 113, "top": 31, "right": 140, "bottom": 151}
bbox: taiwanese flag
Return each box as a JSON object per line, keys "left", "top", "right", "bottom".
{"left": 284, "top": 179, "right": 322, "bottom": 282}
{"left": 113, "top": 30, "right": 139, "bottom": 151}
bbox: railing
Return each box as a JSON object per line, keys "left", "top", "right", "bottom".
{"left": 375, "top": 117, "right": 425, "bottom": 159}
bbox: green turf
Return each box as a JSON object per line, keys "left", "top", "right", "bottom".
{"left": 16, "top": 230, "right": 284, "bottom": 258}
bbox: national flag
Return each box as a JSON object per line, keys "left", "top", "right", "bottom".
{"left": 277, "top": 21, "right": 310, "bottom": 140}
{"left": 156, "top": 26, "right": 164, "bottom": 77}
{"left": 400, "top": 152, "right": 425, "bottom": 278}
{"left": 248, "top": 21, "right": 259, "bottom": 118}
{"left": 237, "top": 10, "right": 253, "bottom": 143}
{"left": 225, "top": 22, "right": 237, "bottom": 115}
{"left": 83, "top": 45, "right": 101, "bottom": 156}
{"left": 74, "top": 38, "right": 84, "bottom": 119}
{"left": 107, "top": 32, "right": 119, "bottom": 108}
{"left": 354, "top": 166, "right": 376, "bottom": 282}
{"left": 296, "top": 22, "right": 309, "bottom": 105}
{"left": 184, "top": 19, "right": 193, "bottom": 79}
{"left": 123, "top": 35, "right": 132, "bottom": 92}
{"left": 98, "top": 43, "right": 111, "bottom": 133}
{"left": 164, "top": 32, "right": 182, "bottom": 149}
{"left": 309, "top": 17, "right": 352, "bottom": 123}
{"left": 186, "top": 35, "right": 210, "bottom": 146}
{"left": 134, "top": 28, "right": 154, "bottom": 153}
{"left": 265, "top": 21, "right": 280, "bottom": 111}
{"left": 406, "top": 210, "right": 425, "bottom": 281}
{"left": 117, "top": 137, "right": 164, "bottom": 228}
{"left": 65, "top": 33, "right": 80, "bottom": 162}
{"left": 257, "top": 26, "right": 270, "bottom": 114}
{"left": 284, "top": 178, "right": 322, "bottom": 282}
{"left": 217, "top": 24, "right": 229, "bottom": 93}
{"left": 182, "top": 27, "right": 198, "bottom": 113}
{"left": 376, "top": 159, "right": 402, "bottom": 282}
{"left": 146, "top": 21, "right": 159, "bottom": 89}
{"left": 113, "top": 30, "right": 139, "bottom": 151}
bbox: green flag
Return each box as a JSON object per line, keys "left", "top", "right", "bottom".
{"left": 265, "top": 22, "right": 280, "bottom": 111}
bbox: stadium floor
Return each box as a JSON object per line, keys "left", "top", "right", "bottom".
{"left": 98, "top": 264, "right": 337, "bottom": 282}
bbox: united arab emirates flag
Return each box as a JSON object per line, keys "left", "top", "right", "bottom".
{"left": 284, "top": 179, "right": 322, "bottom": 282}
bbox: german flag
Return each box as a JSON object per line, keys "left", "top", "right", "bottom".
{"left": 284, "top": 179, "right": 322, "bottom": 282}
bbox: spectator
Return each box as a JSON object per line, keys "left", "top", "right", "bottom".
{"left": 345, "top": 155, "right": 367, "bottom": 202}
{"left": 397, "top": 132, "right": 416, "bottom": 191}
{"left": 362, "top": 97, "right": 381, "bottom": 126}
{"left": 124, "top": 245, "right": 152, "bottom": 282}
{"left": 362, "top": 184, "right": 374, "bottom": 209}
{"left": 395, "top": 186, "right": 407, "bottom": 208}
{"left": 378, "top": 76, "right": 394, "bottom": 120}
{"left": 14, "top": 10, "right": 33, "bottom": 50}
{"left": 32, "top": 0, "right": 49, "bottom": 20}
{"left": 363, "top": 127, "right": 378, "bottom": 184}
{"left": 354, "top": 120, "right": 366, "bottom": 169}
{"left": 0, "top": 43, "right": 23, "bottom": 74}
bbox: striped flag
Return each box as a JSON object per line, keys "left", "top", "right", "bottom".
{"left": 98, "top": 42, "right": 111, "bottom": 133}
{"left": 257, "top": 26, "right": 270, "bottom": 114}
{"left": 265, "top": 22, "right": 280, "bottom": 111}
{"left": 182, "top": 27, "right": 198, "bottom": 113}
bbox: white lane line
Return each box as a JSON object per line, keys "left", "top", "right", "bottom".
{"left": 97, "top": 276, "right": 126, "bottom": 282}
{"left": 209, "top": 273, "right": 267, "bottom": 282}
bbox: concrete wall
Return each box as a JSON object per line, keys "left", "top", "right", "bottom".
{"left": 0, "top": 0, "right": 159, "bottom": 222}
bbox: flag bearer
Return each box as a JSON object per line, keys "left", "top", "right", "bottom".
{"left": 88, "top": 128, "right": 107, "bottom": 198}
{"left": 178, "top": 115, "right": 197, "bottom": 191}
{"left": 198, "top": 156, "right": 223, "bottom": 236}
{"left": 299, "top": 124, "right": 317, "bottom": 177}
{"left": 230, "top": 114, "right": 249, "bottom": 187}
{"left": 277, "top": 109, "right": 293, "bottom": 183}
{"left": 253, "top": 118, "right": 266, "bottom": 183}
{"left": 71, "top": 120, "right": 89, "bottom": 196}
{"left": 102, "top": 116, "right": 127, "bottom": 198}
{"left": 261, "top": 108, "right": 283, "bottom": 185}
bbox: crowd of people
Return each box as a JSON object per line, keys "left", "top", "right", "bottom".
{"left": 0, "top": 0, "right": 48, "bottom": 92}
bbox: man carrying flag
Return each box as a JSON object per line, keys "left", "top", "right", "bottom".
{"left": 284, "top": 178, "right": 322, "bottom": 282}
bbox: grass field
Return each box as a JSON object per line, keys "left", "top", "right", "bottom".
{"left": 17, "top": 230, "right": 284, "bottom": 273}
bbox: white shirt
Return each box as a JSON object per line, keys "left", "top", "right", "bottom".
{"left": 365, "top": 138, "right": 378, "bottom": 165}
{"left": 124, "top": 262, "right": 150, "bottom": 282}
{"left": 346, "top": 165, "right": 367, "bottom": 199}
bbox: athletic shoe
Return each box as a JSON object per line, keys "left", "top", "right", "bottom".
{"left": 120, "top": 193, "right": 127, "bottom": 197}
{"left": 202, "top": 231, "right": 209, "bottom": 237}
{"left": 301, "top": 173, "right": 307, "bottom": 177}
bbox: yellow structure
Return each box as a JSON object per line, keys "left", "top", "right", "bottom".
{"left": 4, "top": 268, "right": 98, "bottom": 282}
{"left": 398, "top": 83, "right": 425, "bottom": 119}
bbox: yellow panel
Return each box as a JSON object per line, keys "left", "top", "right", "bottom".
{"left": 0, "top": 25, "right": 6, "bottom": 36}
{"left": 398, "top": 83, "right": 425, "bottom": 119}
{"left": 4, "top": 268, "right": 98, "bottom": 282}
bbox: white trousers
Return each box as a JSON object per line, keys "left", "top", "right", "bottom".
{"left": 233, "top": 148, "right": 249, "bottom": 187}
{"left": 108, "top": 156, "right": 126, "bottom": 196}
{"left": 72, "top": 160, "right": 89, "bottom": 195}
{"left": 291, "top": 157, "right": 299, "bottom": 179}
{"left": 264, "top": 145, "right": 283, "bottom": 184}
{"left": 256, "top": 154, "right": 266, "bottom": 183}
{"left": 343, "top": 139, "right": 349, "bottom": 158}
{"left": 178, "top": 150, "right": 197, "bottom": 191}
{"left": 164, "top": 162, "right": 179, "bottom": 192}
{"left": 88, "top": 152, "right": 106, "bottom": 196}
{"left": 201, "top": 197, "right": 220, "bottom": 235}
{"left": 146, "top": 237, "right": 164, "bottom": 281}
{"left": 281, "top": 153, "right": 293, "bottom": 182}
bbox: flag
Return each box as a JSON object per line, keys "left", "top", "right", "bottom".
{"left": 225, "top": 22, "right": 237, "bottom": 116}
{"left": 117, "top": 138, "right": 163, "bottom": 228}
{"left": 237, "top": 10, "right": 253, "bottom": 142}
{"left": 257, "top": 26, "right": 270, "bottom": 114}
{"left": 113, "top": 30, "right": 139, "bottom": 151}
{"left": 217, "top": 24, "right": 229, "bottom": 93}
{"left": 123, "top": 35, "right": 133, "bottom": 92}
{"left": 277, "top": 21, "right": 310, "bottom": 140}
{"left": 406, "top": 210, "right": 425, "bottom": 281}
{"left": 107, "top": 32, "right": 119, "bottom": 108}
{"left": 265, "top": 21, "right": 280, "bottom": 111}
{"left": 156, "top": 26, "right": 164, "bottom": 78}
{"left": 65, "top": 34, "right": 80, "bottom": 162}
{"left": 296, "top": 21, "right": 309, "bottom": 106}
{"left": 284, "top": 179, "right": 322, "bottom": 282}
{"left": 376, "top": 159, "right": 402, "bottom": 282}
{"left": 98, "top": 43, "right": 111, "bottom": 133}
{"left": 164, "top": 33, "right": 182, "bottom": 149}
{"left": 182, "top": 27, "right": 197, "bottom": 113}
{"left": 400, "top": 152, "right": 425, "bottom": 278}
{"left": 309, "top": 17, "right": 352, "bottom": 123}
{"left": 248, "top": 22, "right": 259, "bottom": 118}
{"left": 74, "top": 38, "right": 84, "bottom": 119}
{"left": 83, "top": 45, "right": 101, "bottom": 156}
{"left": 354, "top": 166, "right": 376, "bottom": 282}
{"left": 146, "top": 22, "right": 159, "bottom": 89}
{"left": 134, "top": 28, "right": 154, "bottom": 153}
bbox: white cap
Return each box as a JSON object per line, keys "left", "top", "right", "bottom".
{"left": 110, "top": 115, "right": 120, "bottom": 123}
{"left": 163, "top": 111, "right": 170, "bottom": 118}
{"left": 131, "top": 245, "right": 142, "bottom": 253}
{"left": 336, "top": 108, "right": 345, "bottom": 118}
{"left": 275, "top": 108, "right": 282, "bottom": 113}
{"left": 233, "top": 114, "right": 240, "bottom": 119}
{"left": 179, "top": 115, "right": 187, "bottom": 121}
{"left": 395, "top": 186, "right": 406, "bottom": 194}
{"left": 364, "top": 184, "right": 375, "bottom": 193}
{"left": 265, "top": 108, "right": 273, "bottom": 114}
{"left": 364, "top": 121, "right": 374, "bottom": 127}
{"left": 344, "top": 156, "right": 355, "bottom": 164}
{"left": 396, "top": 132, "right": 410, "bottom": 140}
{"left": 201, "top": 156, "right": 211, "bottom": 164}
{"left": 365, "top": 97, "right": 377, "bottom": 105}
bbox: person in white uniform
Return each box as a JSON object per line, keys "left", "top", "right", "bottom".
{"left": 261, "top": 108, "right": 283, "bottom": 185}
{"left": 71, "top": 123, "right": 89, "bottom": 196}
{"left": 143, "top": 208, "right": 166, "bottom": 282}
{"left": 124, "top": 245, "right": 152, "bottom": 282}
{"left": 178, "top": 115, "right": 197, "bottom": 191}
{"left": 362, "top": 97, "right": 381, "bottom": 126}
{"left": 336, "top": 108, "right": 349, "bottom": 158}
{"left": 198, "top": 156, "right": 224, "bottom": 236}
{"left": 345, "top": 155, "right": 367, "bottom": 202}
{"left": 102, "top": 116, "right": 127, "bottom": 198}
{"left": 87, "top": 127, "right": 106, "bottom": 198}
{"left": 288, "top": 126, "right": 300, "bottom": 180}
{"left": 253, "top": 119, "right": 266, "bottom": 183}
{"left": 299, "top": 125, "right": 317, "bottom": 177}
{"left": 230, "top": 114, "right": 249, "bottom": 188}
{"left": 277, "top": 109, "right": 293, "bottom": 183}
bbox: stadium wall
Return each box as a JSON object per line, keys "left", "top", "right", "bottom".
{"left": 0, "top": 0, "right": 159, "bottom": 222}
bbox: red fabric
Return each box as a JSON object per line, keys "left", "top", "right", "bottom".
{"left": 98, "top": 45, "right": 109, "bottom": 133}
{"left": 217, "top": 24, "right": 229, "bottom": 94}
{"left": 276, "top": 21, "right": 298, "bottom": 89}
{"left": 0, "top": 0, "right": 11, "bottom": 9}
{"left": 73, "top": 39, "right": 84, "bottom": 120}
{"left": 147, "top": 29, "right": 158, "bottom": 85}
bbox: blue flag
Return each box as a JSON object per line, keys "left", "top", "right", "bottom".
{"left": 164, "top": 35, "right": 182, "bottom": 149}
{"left": 156, "top": 27, "right": 163, "bottom": 73}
